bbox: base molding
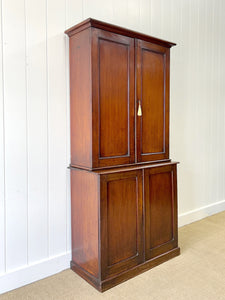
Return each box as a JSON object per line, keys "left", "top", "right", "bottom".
{"left": 71, "top": 247, "right": 180, "bottom": 292}
{"left": 178, "top": 199, "right": 225, "bottom": 227}
{"left": 0, "top": 252, "right": 71, "bottom": 295}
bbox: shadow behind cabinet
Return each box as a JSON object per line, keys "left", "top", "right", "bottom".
{"left": 65, "top": 18, "right": 180, "bottom": 292}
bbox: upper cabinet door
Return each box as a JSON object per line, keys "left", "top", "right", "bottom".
{"left": 136, "top": 39, "right": 170, "bottom": 163}
{"left": 92, "top": 29, "right": 135, "bottom": 168}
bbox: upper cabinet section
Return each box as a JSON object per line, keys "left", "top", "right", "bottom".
{"left": 65, "top": 19, "right": 175, "bottom": 170}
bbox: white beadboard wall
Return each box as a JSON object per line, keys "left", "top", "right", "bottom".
{"left": 0, "top": 0, "right": 225, "bottom": 294}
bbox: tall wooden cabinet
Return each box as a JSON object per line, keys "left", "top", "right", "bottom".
{"left": 65, "top": 18, "right": 180, "bottom": 292}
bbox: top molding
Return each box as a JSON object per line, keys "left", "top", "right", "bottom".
{"left": 65, "top": 18, "right": 176, "bottom": 48}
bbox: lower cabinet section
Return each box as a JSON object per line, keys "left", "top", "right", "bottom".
{"left": 70, "top": 162, "right": 180, "bottom": 292}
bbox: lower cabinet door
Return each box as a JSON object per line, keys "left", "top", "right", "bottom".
{"left": 144, "top": 164, "right": 178, "bottom": 260}
{"left": 100, "top": 170, "right": 144, "bottom": 279}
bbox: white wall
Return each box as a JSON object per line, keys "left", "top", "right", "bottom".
{"left": 0, "top": 0, "right": 225, "bottom": 294}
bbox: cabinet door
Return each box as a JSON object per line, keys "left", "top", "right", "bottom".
{"left": 136, "top": 39, "right": 170, "bottom": 163}
{"left": 144, "top": 164, "right": 178, "bottom": 260}
{"left": 100, "top": 170, "right": 143, "bottom": 279}
{"left": 92, "top": 28, "right": 135, "bottom": 168}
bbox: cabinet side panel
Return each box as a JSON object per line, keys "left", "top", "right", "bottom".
{"left": 71, "top": 169, "right": 99, "bottom": 277}
{"left": 69, "top": 29, "right": 92, "bottom": 168}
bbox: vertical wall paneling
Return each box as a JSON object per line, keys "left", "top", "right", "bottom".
{"left": 0, "top": 0, "right": 5, "bottom": 275}
{"left": 66, "top": 0, "right": 83, "bottom": 28}
{"left": 2, "top": 0, "right": 28, "bottom": 270}
{"left": 170, "top": 0, "right": 189, "bottom": 212}
{"left": 209, "top": 1, "right": 216, "bottom": 203}
{"left": 112, "top": 0, "right": 129, "bottom": 27}
{"left": 47, "top": 0, "right": 67, "bottom": 256}
{"left": 188, "top": 0, "right": 200, "bottom": 207}
{"left": 126, "top": 0, "right": 140, "bottom": 30}
{"left": 201, "top": 0, "right": 213, "bottom": 207}
{"left": 25, "top": 0, "right": 48, "bottom": 264}
{"left": 215, "top": 1, "right": 222, "bottom": 201}
{"left": 150, "top": 0, "right": 163, "bottom": 38}
{"left": 206, "top": 0, "right": 213, "bottom": 206}
{"left": 219, "top": 0, "right": 225, "bottom": 200}
{"left": 139, "top": 0, "right": 151, "bottom": 34}
{"left": 169, "top": 0, "right": 183, "bottom": 159}
{"left": 83, "top": 0, "right": 113, "bottom": 23}
{"left": 174, "top": 0, "right": 194, "bottom": 213}
{"left": 161, "top": 0, "right": 174, "bottom": 41}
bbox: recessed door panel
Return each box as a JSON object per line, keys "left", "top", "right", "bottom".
{"left": 100, "top": 170, "right": 143, "bottom": 279}
{"left": 99, "top": 39, "right": 129, "bottom": 158}
{"left": 107, "top": 177, "right": 137, "bottom": 265}
{"left": 136, "top": 39, "right": 170, "bottom": 163}
{"left": 144, "top": 164, "right": 178, "bottom": 260}
{"left": 92, "top": 29, "right": 135, "bottom": 168}
{"left": 142, "top": 50, "right": 164, "bottom": 154}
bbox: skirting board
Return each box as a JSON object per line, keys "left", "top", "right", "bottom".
{"left": 178, "top": 199, "right": 225, "bottom": 227}
{"left": 0, "top": 252, "right": 71, "bottom": 295}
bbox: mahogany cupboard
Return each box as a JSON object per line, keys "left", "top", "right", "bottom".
{"left": 65, "top": 18, "right": 180, "bottom": 292}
